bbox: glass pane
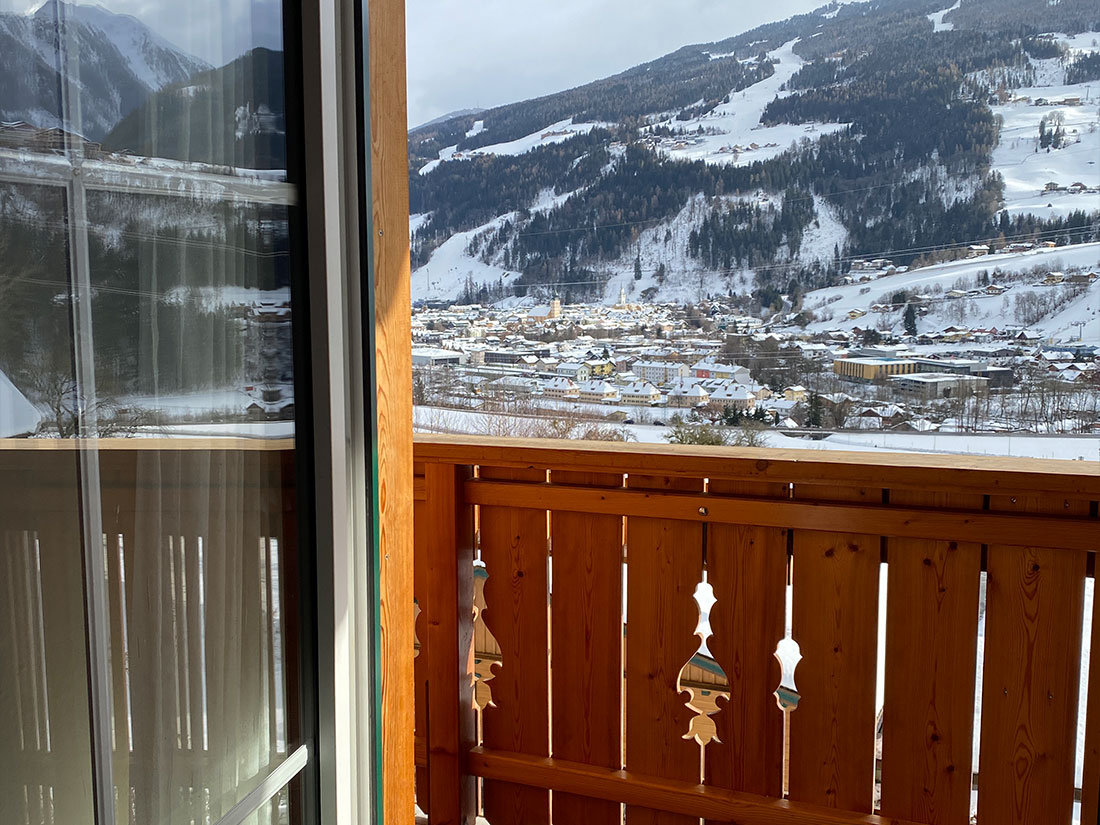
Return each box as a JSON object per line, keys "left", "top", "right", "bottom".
{"left": 0, "top": 0, "right": 302, "bottom": 822}
{"left": 0, "top": 182, "right": 96, "bottom": 825}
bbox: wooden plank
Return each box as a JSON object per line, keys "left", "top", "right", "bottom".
{"left": 550, "top": 469, "right": 625, "bottom": 825}
{"left": 705, "top": 479, "right": 788, "bottom": 806}
{"left": 467, "top": 747, "right": 929, "bottom": 825}
{"left": 789, "top": 484, "right": 880, "bottom": 813}
{"left": 625, "top": 473, "right": 704, "bottom": 825}
{"left": 413, "top": 479, "right": 431, "bottom": 817}
{"left": 880, "top": 490, "right": 982, "bottom": 825}
{"left": 423, "top": 463, "right": 477, "bottom": 825}
{"left": 478, "top": 466, "right": 550, "bottom": 825}
{"left": 1080, "top": 535, "right": 1100, "bottom": 825}
{"left": 413, "top": 434, "right": 1100, "bottom": 499}
{"left": 977, "top": 494, "right": 1089, "bottom": 825}
{"left": 462, "top": 480, "right": 1100, "bottom": 553}
{"left": 368, "top": 0, "right": 415, "bottom": 820}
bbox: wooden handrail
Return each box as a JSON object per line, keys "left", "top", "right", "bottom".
{"left": 414, "top": 433, "right": 1100, "bottom": 497}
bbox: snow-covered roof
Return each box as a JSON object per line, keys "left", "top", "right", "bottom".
{"left": 577, "top": 380, "right": 617, "bottom": 394}
{"left": 545, "top": 377, "right": 577, "bottom": 390}
{"left": 0, "top": 370, "right": 40, "bottom": 437}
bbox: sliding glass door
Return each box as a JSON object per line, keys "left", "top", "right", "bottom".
{"left": 0, "top": 0, "right": 324, "bottom": 822}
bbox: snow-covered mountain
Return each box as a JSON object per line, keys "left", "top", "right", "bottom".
{"left": 0, "top": 1, "right": 210, "bottom": 140}
{"left": 408, "top": 0, "right": 1100, "bottom": 307}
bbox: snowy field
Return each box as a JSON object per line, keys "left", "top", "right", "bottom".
{"left": 648, "top": 38, "right": 849, "bottom": 167}
{"left": 992, "top": 89, "right": 1100, "bottom": 220}
{"left": 415, "top": 404, "right": 1100, "bottom": 462}
{"left": 801, "top": 242, "right": 1100, "bottom": 338}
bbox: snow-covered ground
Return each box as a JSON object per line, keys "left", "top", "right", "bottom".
{"left": 926, "top": 0, "right": 960, "bottom": 32}
{"left": 648, "top": 39, "right": 848, "bottom": 167}
{"left": 802, "top": 242, "right": 1100, "bottom": 337}
{"left": 793, "top": 430, "right": 1100, "bottom": 461}
{"left": 418, "top": 119, "right": 609, "bottom": 176}
{"left": 415, "top": 404, "right": 1100, "bottom": 462}
{"left": 596, "top": 194, "right": 748, "bottom": 305}
{"left": 411, "top": 213, "right": 522, "bottom": 302}
{"left": 992, "top": 90, "right": 1100, "bottom": 221}
{"left": 988, "top": 30, "right": 1100, "bottom": 220}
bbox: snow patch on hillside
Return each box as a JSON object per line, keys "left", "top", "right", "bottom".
{"left": 991, "top": 84, "right": 1099, "bottom": 220}
{"left": 797, "top": 196, "right": 848, "bottom": 264}
{"left": 801, "top": 243, "right": 1100, "bottom": 338}
{"left": 411, "top": 214, "right": 521, "bottom": 302}
{"left": 647, "top": 39, "right": 849, "bottom": 167}
{"left": 419, "top": 121, "right": 610, "bottom": 178}
{"left": 927, "top": 0, "right": 960, "bottom": 33}
{"left": 595, "top": 194, "right": 755, "bottom": 305}
{"left": 530, "top": 186, "right": 579, "bottom": 215}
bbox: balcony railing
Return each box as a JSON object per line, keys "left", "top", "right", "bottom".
{"left": 412, "top": 434, "right": 1100, "bottom": 825}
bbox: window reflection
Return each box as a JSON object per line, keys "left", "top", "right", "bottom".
{"left": 0, "top": 0, "right": 303, "bottom": 823}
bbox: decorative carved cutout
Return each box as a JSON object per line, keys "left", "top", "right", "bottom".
{"left": 680, "top": 579, "right": 730, "bottom": 746}
{"left": 412, "top": 599, "right": 421, "bottom": 658}
{"left": 775, "top": 578, "right": 802, "bottom": 712}
{"left": 472, "top": 565, "right": 498, "bottom": 712}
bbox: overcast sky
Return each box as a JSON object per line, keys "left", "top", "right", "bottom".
{"left": 11, "top": 0, "right": 830, "bottom": 120}
{"left": 406, "top": 0, "right": 833, "bottom": 127}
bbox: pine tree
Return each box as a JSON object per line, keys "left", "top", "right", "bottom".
{"left": 903, "top": 303, "right": 918, "bottom": 336}
{"left": 807, "top": 392, "right": 823, "bottom": 427}
{"left": 633, "top": 254, "right": 642, "bottom": 281}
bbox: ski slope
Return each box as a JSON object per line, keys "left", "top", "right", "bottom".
{"left": 418, "top": 119, "right": 608, "bottom": 175}
{"left": 648, "top": 38, "right": 848, "bottom": 167}
{"left": 411, "top": 213, "right": 521, "bottom": 302}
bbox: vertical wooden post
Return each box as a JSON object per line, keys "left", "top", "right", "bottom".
{"left": 368, "top": 0, "right": 415, "bottom": 821}
{"left": 478, "top": 466, "right": 551, "bottom": 825}
{"left": 788, "top": 483, "right": 880, "bottom": 814}
{"left": 978, "top": 494, "right": 1088, "bottom": 825}
{"left": 421, "top": 463, "right": 477, "bottom": 824}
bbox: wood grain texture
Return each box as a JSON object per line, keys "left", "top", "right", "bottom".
{"left": 880, "top": 490, "right": 982, "bottom": 825}
{"left": 414, "top": 434, "right": 1100, "bottom": 498}
{"left": 624, "top": 474, "right": 705, "bottom": 825}
{"left": 423, "top": 463, "right": 477, "bottom": 825}
{"left": 705, "top": 479, "right": 788, "bottom": 806}
{"left": 462, "top": 479, "right": 1099, "bottom": 553}
{"left": 468, "top": 747, "right": 930, "bottom": 825}
{"left": 1080, "top": 541, "right": 1100, "bottom": 825}
{"left": 550, "top": 469, "right": 625, "bottom": 825}
{"left": 478, "top": 466, "right": 550, "bottom": 825}
{"left": 369, "top": 0, "right": 415, "bottom": 820}
{"left": 977, "top": 495, "right": 1089, "bottom": 825}
{"left": 413, "top": 467, "right": 431, "bottom": 816}
{"left": 789, "top": 484, "right": 880, "bottom": 813}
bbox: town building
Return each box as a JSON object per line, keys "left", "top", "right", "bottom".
{"left": 620, "top": 381, "right": 663, "bottom": 406}
{"left": 833, "top": 357, "right": 918, "bottom": 383}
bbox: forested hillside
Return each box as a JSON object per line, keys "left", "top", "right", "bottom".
{"left": 408, "top": 0, "right": 1100, "bottom": 307}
